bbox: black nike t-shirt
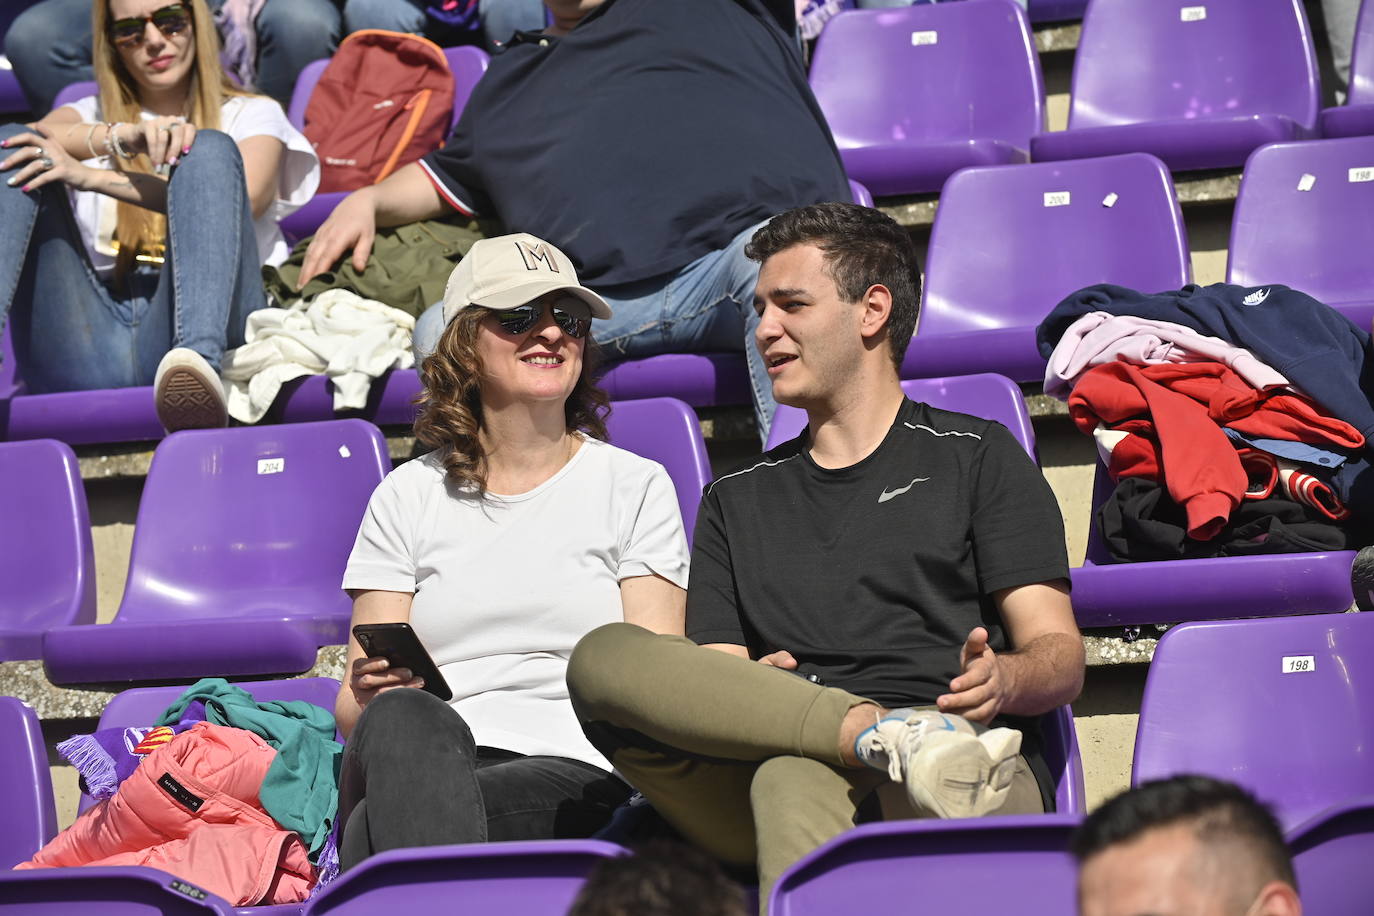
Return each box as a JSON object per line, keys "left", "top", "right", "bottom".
{"left": 686, "top": 398, "right": 1071, "bottom": 708}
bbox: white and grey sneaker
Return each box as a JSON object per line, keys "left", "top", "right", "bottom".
{"left": 154, "top": 347, "right": 228, "bottom": 433}
{"left": 855, "top": 708, "right": 1021, "bottom": 819}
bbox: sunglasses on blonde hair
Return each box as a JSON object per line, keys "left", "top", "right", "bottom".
{"left": 490, "top": 301, "right": 592, "bottom": 339}
{"left": 110, "top": 3, "right": 191, "bottom": 48}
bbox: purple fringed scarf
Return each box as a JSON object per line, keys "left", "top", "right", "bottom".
{"left": 215, "top": 0, "right": 268, "bottom": 91}
{"left": 55, "top": 700, "right": 208, "bottom": 799}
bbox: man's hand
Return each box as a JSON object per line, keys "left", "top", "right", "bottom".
{"left": 758, "top": 649, "right": 798, "bottom": 669}
{"left": 298, "top": 187, "right": 379, "bottom": 288}
{"left": 937, "top": 626, "right": 1011, "bottom": 724}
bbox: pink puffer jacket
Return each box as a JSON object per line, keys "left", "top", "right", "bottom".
{"left": 17, "top": 722, "right": 315, "bottom": 906}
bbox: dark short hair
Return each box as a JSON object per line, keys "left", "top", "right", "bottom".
{"left": 744, "top": 202, "right": 921, "bottom": 372}
{"left": 566, "top": 841, "right": 748, "bottom": 916}
{"left": 1071, "top": 775, "right": 1296, "bottom": 890}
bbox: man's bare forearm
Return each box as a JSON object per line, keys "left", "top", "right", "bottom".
{"left": 369, "top": 162, "right": 450, "bottom": 228}
{"left": 997, "top": 631, "right": 1085, "bottom": 717}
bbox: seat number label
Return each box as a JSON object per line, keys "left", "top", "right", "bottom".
{"left": 1282, "top": 655, "right": 1315, "bottom": 673}
{"left": 1349, "top": 167, "right": 1374, "bottom": 183}
{"left": 1044, "top": 191, "right": 1071, "bottom": 207}
{"left": 1181, "top": 6, "right": 1207, "bottom": 21}
{"left": 257, "top": 458, "right": 285, "bottom": 475}
{"left": 911, "top": 30, "right": 937, "bottom": 46}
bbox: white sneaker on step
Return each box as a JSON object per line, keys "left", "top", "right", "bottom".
{"left": 154, "top": 348, "right": 227, "bottom": 433}
{"left": 854, "top": 708, "right": 1021, "bottom": 818}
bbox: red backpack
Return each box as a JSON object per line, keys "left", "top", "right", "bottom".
{"left": 304, "top": 30, "right": 455, "bottom": 194}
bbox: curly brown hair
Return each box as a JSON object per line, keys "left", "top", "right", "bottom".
{"left": 413, "top": 308, "right": 611, "bottom": 493}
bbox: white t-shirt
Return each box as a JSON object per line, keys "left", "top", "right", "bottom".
{"left": 64, "top": 94, "right": 320, "bottom": 276}
{"left": 342, "top": 437, "right": 691, "bottom": 772}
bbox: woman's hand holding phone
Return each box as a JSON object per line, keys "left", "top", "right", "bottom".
{"left": 348, "top": 654, "right": 426, "bottom": 710}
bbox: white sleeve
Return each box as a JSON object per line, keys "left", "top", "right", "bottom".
{"left": 342, "top": 474, "right": 417, "bottom": 593}
{"left": 63, "top": 95, "right": 99, "bottom": 123}
{"left": 617, "top": 462, "right": 691, "bottom": 588}
{"left": 221, "top": 95, "right": 320, "bottom": 221}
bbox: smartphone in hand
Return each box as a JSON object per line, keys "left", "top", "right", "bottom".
{"left": 352, "top": 622, "right": 453, "bottom": 702}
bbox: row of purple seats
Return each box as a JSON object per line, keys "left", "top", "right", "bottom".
{"left": 771, "top": 373, "right": 1357, "bottom": 627}
{"left": 3, "top": 400, "right": 711, "bottom": 682}
{"left": 811, "top": 0, "right": 1343, "bottom": 200}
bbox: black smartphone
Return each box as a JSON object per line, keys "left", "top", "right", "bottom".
{"left": 352, "top": 622, "right": 453, "bottom": 702}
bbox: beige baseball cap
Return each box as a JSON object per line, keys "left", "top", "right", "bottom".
{"left": 440, "top": 233, "right": 612, "bottom": 326}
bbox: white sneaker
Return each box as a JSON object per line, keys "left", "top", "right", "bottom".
{"left": 154, "top": 348, "right": 227, "bottom": 433}
{"left": 855, "top": 709, "right": 1022, "bottom": 818}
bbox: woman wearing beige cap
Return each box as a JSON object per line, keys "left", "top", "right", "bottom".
{"left": 332, "top": 233, "right": 689, "bottom": 868}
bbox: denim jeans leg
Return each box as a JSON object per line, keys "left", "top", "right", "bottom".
{"left": 341, "top": 0, "right": 428, "bottom": 35}
{"left": 0, "top": 124, "right": 147, "bottom": 391}
{"left": 251, "top": 0, "right": 341, "bottom": 106}
{"left": 142, "top": 129, "right": 267, "bottom": 381}
{"left": 4, "top": 0, "right": 93, "bottom": 115}
{"left": 337, "top": 689, "right": 487, "bottom": 870}
{"left": 477, "top": 752, "right": 632, "bottom": 842}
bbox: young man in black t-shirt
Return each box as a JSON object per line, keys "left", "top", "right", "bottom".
{"left": 567, "top": 203, "right": 1083, "bottom": 907}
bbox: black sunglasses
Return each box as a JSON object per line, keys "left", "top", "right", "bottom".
{"left": 491, "top": 302, "right": 591, "bottom": 339}
{"left": 110, "top": 4, "right": 191, "bottom": 48}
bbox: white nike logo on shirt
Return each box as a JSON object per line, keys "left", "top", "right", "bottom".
{"left": 877, "top": 477, "right": 930, "bottom": 503}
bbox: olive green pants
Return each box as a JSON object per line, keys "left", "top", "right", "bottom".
{"left": 567, "top": 623, "right": 1044, "bottom": 912}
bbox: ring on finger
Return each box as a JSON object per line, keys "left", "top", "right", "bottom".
{"left": 32, "top": 146, "right": 44, "bottom": 158}
{"left": 39, "top": 156, "right": 53, "bottom": 170}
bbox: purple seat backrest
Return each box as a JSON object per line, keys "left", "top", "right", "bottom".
{"left": 922, "top": 153, "right": 1190, "bottom": 339}
{"left": 0, "top": 323, "right": 17, "bottom": 396}
{"left": 0, "top": 865, "right": 236, "bottom": 913}
{"left": 0, "top": 439, "right": 97, "bottom": 649}
{"left": 1287, "top": 797, "right": 1374, "bottom": 915}
{"left": 288, "top": 46, "right": 489, "bottom": 134}
{"left": 1134, "top": 612, "right": 1374, "bottom": 828}
{"left": 847, "top": 179, "right": 873, "bottom": 207}
{"left": 1042, "top": 704, "right": 1086, "bottom": 815}
{"left": 0, "top": 697, "right": 56, "bottom": 869}
{"left": 1068, "top": 0, "right": 1319, "bottom": 132}
{"left": 50, "top": 80, "right": 99, "bottom": 112}
{"left": 1351, "top": 0, "right": 1374, "bottom": 107}
{"left": 769, "top": 814, "right": 1081, "bottom": 915}
{"left": 1227, "top": 136, "right": 1374, "bottom": 308}
{"left": 604, "top": 398, "right": 711, "bottom": 544}
{"left": 810, "top": 2, "right": 1043, "bottom": 151}
{"left": 765, "top": 375, "right": 1037, "bottom": 456}
{"left": 114, "top": 420, "right": 389, "bottom": 624}
{"left": 301, "top": 839, "right": 629, "bottom": 914}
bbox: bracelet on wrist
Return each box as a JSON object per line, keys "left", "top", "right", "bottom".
{"left": 110, "top": 123, "right": 133, "bottom": 161}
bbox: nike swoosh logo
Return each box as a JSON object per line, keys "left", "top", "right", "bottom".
{"left": 877, "top": 477, "right": 930, "bottom": 503}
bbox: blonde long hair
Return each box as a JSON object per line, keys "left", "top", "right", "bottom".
{"left": 91, "top": 0, "right": 249, "bottom": 280}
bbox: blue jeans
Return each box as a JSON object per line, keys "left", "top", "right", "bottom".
{"left": 4, "top": 0, "right": 339, "bottom": 111}
{"left": 342, "top": 0, "right": 547, "bottom": 52}
{"left": 412, "top": 221, "right": 776, "bottom": 437}
{"left": 0, "top": 127, "right": 265, "bottom": 392}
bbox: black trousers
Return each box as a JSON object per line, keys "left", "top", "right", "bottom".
{"left": 337, "top": 687, "right": 632, "bottom": 870}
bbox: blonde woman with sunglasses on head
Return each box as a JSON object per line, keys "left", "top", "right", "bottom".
{"left": 0, "top": 0, "right": 318, "bottom": 431}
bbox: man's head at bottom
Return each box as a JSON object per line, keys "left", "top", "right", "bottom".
{"left": 1073, "top": 775, "right": 1301, "bottom": 916}
{"left": 746, "top": 202, "right": 921, "bottom": 410}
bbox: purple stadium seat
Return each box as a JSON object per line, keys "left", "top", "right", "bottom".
{"left": 1070, "top": 460, "right": 1357, "bottom": 627}
{"left": 1320, "top": 0, "right": 1374, "bottom": 138}
{"left": 274, "top": 367, "right": 423, "bottom": 426}
{"left": 597, "top": 354, "right": 752, "bottom": 408}
{"left": 1027, "top": 0, "right": 1087, "bottom": 23}
{"left": 0, "top": 866, "right": 236, "bottom": 914}
{"left": 604, "top": 397, "right": 711, "bottom": 545}
{"left": 279, "top": 46, "right": 490, "bottom": 246}
{"left": 847, "top": 178, "right": 873, "bottom": 207}
{"left": 1133, "top": 613, "right": 1374, "bottom": 828}
{"left": 906, "top": 153, "right": 1191, "bottom": 383}
{"left": 768, "top": 815, "right": 1081, "bottom": 915}
{"left": 1031, "top": 0, "right": 1320, "bottom": 171}
{"left": 41, "top": 420, "right": 390, "bottom": 684}
{"left": 1042, "top": 705, "right": 1087, "bottom": 815}
{"left": 810, "top": 1, "right": 1044, "bottom": 196}
{"left": 0, "top": 2, "right": 46, "bottom": 115}
{"left": 301, "top": 839, "right": 630, "bottom": 915}
{"left": 1287, "top": 797, "right": 1374, "bottom": 916}
{"left": 1227, "top": 136, "right": 1374, "bottom": 330}
{"left": 0, "top": 697, "right": 56, "bottom": 869}
{"left": 0, "top": 439, "right": 96, "bottom": 660}
{"left": 51, "top": 79, "right": 98, "bottom": 111}
{"left": 765, "top": 375, "right": 1037, "bottom": 456}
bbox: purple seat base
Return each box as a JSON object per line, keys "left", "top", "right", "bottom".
{"left": 42, "top": 616, "right": 347, "bottom": 685}
{"left": 1320, "top": 104, "right": 1374, "bottom": 139}
{"left": 0, "top": 866, "right": 236, "bottom": 913}
{"left": 598, "top": 353, "right": 750, "bottom": 407}
{"left": 0, "top": 628, "right": 47, "bottom": 662}
{"left": 1031, "top": 114, "right": 1310, "bottom": 171}
{"left": 1287, "top": 797, "right": 1374, "bottom": 916}
{"left": 1, "top": 385, "right": 165, "bottom": 445}
{"left": 1028, "top": 0, "right": 1087, "bottom": 23}
{"left": 900, "top": 328, "right": 1045, "bottom": 384}
{"left": 1070, "top": 551, "right": 1357, "bottom": 628}
{"left": 280, "top": 192, "right": 347, "bottom": 247}
{"left": 840, "top": 139, "right": 1029, "bottom": 197}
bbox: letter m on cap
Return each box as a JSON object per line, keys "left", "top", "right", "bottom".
{"left": 514, "top": 239, "right": 561, "bottom": 273}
